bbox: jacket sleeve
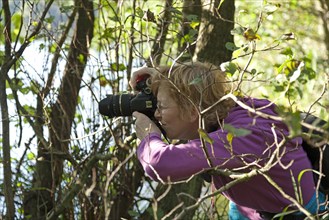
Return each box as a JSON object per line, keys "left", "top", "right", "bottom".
{"left": 136, "top": 132, "right": 231, "bottom": 182}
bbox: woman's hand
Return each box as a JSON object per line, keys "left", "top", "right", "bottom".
{"left": 129, "top": 66, "right": 157, "bottom": 90}
{"left": 133, "top": 111, "right": 161, "bottom": 140}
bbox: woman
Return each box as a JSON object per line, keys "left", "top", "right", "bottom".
{"left": 131, "top": 61, "right": 326, "bottom": 219}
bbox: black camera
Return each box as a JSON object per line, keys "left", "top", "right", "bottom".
{"left": 99, "top": 75, "right": 157, "bottom": 119}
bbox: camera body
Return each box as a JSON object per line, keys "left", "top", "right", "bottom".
{"left": 99, "top": 75, "right": 157, "bottom": 119}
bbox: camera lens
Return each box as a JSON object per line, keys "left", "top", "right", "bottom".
{"left": 99, "top": 91, "right": 157, "bottom": 118}
{"left": 99, "top": 94, "right": 134, "bottom": 117}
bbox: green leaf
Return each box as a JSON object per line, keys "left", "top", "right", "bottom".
{"left": 136, "top": 7, "right": 144, "bottom": 18}
{"left": 226, "top": 132, "right": 234, "bottom": 148}
{"left": 243, "top": 28, "right": 261, "bottom": 41}
{"left": 186, "top": 14, "right": 199, "bottom": 22}
{"left": 263, "top": 3, "right": 280, "bottom": 14}
{"left": 190, "top": 21, "right": 200, "bottom": 29}
{"left": 78, "top": 54, "right": 85, "bottom": 64}
{"left": 280, "top": 111, "right": 302, "bottom": 138}
{"left": 45, "top": 16, "right": 55, "bottom": 24}
{"left": 280, "top": 47, "right": 293, "bottom": 57}
{"left": 189, "top": 76, "right": 202, "bottom": 85}
{"left": 110, "top": 63, "right": 126, "bottom": 71}
{"left": 39, "top": 43, "right": 45, "bottom": 51}
{"left": 198, "top": 128, "right": 214, "bottom": 144}
{"left": 169, "top": 7, "right": 183, "bottom": 16}
{"left": 7, "top": 93, "right": 14, "bottom": 100}
{"left": 224, "top": 124, "right": 251, "bottom": 137}
{"left": 232, "top": 47, "right": 243, "bottom": 59}
{"left": 60, "top": 5, "right": 75, "bottom": 13}
{"left": 231, "top": 27, "right": 245, "bottom": 35}
{"left": 182, "top": 29, "right": 198, "bottom": 44}
{"left": 27, "top": 152, "right": 35, "bottom": 160}
{"left": 231, "top": 44, "right": 249, "bottom": 59}
{"left": 128, "top": 210, "right": 139, "bottom": 217}
{"left": 297, "top": 169, "right": 322, "bottom": 185}
{"left": 12, "top": 12, "right": 22, "bottom": 30}
{"left": 225, "top": 42, "right": 239, "bottom": 52}
{"left": 49, "top": 43, "right": 57, "bottom": 53}
{"left": 220, "top": 62, "right": 239, "bottom": 76}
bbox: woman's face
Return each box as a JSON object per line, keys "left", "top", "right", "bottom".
{"left": 154, "top": 85, "right": 199, "bottom": 140}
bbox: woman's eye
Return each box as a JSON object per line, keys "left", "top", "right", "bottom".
{"left": 157, "top": 104, "right": 166, "bottom": 111}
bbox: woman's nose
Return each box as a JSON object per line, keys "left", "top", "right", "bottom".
{"left": 154, "top": 108, "right": 161, "bottom": 120}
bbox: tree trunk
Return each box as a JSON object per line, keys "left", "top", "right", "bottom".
{"left": 319, "top": 0, "right": 329, "bottom": 59}
{"left": 148, "top": 0, "right": 174, "bottom": 66}
{"left": 23, "top": 0, "right": 95, "bottom": 218}
{"left": 178, "top": 0, "right": 202, "bottom": 61}
{"left": 0, "top": 1, "right": 15, "bottom": 218}
{"left": 194, "top": 0, "right": 235, "bottom": 65}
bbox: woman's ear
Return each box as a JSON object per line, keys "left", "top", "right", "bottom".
{"left": 189, "top": 107, "right": 199, "bottom": 122}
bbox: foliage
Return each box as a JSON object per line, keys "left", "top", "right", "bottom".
{"left": 230, "top": 1, "right": 328, "bottom": 120}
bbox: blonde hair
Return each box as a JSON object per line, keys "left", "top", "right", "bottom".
{"left": 151, "top": 61, "right": 235, "bottom": 131}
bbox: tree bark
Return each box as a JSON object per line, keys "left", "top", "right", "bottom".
{"left": 193, "top": 0, "right": 235, "bottom": 65}
{"left": 178, "top": 0, "right": 202, "bottom": 61}
{"left": 148, "top": 0, "right": 174, "bottom": 66}
{"left": 319, "top": 0, "right": 329, "bottom": 59}
{"left": 23, "top": 0, "right": 94, "bottom": 218}
{"left": 0, "top": 0, "right": 15, "bottom": 218}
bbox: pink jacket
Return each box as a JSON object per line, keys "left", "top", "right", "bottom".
{"left": 137, "top": 98, "right": 315, "bottom": 217}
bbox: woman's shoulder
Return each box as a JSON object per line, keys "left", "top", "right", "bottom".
{"left": 229, "top": 97, "right": 276, "bottom": 115}
{"left": 224, "top": 96, "right": 280, "bottom": 127}
{"left": 239, "top": 96, "right": 274, "bottom": 108}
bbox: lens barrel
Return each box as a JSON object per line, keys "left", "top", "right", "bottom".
{"left": 99, "top": 93, "right": 157, "bottom": 118}
{"left": 99, "top": 94, "right": 134, "bottom": 118}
